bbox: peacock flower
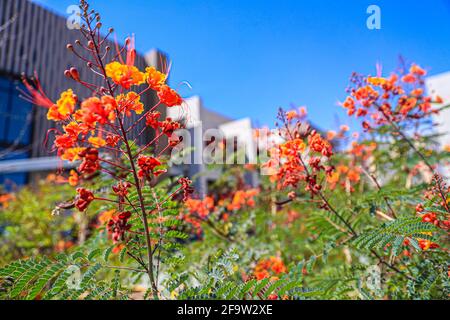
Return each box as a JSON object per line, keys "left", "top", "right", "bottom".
{"left": 146, "top": 66, "right": 167, "bottom": 90}
{"left": 105, "top": 61, "right": 146, "bottom": 89}
{"left": 116, "top": 91, "right": 144, "bottom": 115}
{"left": 157, "top": 85, "right": 183, "bottom": 107}
{"left": 47, "top": 89, "right": 77, "bottom": 121}
{"left": 88, "top": 136, "right": 107, "bottom": 148}
{"left": 61, "top": 147, "right": 86, "bottom": 162}
{"left": 21, "top": 73, "right": 55, "bottom": 109}
{"left": 68, "top": 170, "right": 79, "bottom": 187}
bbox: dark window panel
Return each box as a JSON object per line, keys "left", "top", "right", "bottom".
{"left": 0, "top": 77, "right": 11, "bottom": 90}
{"left": 0, "top": 90, "right": 9, "bottom": 114}
{"left": 11, "top": 94, "right": 32, "bottom": 118}
{"left": 6, "top": 115, "right": 31, "bottom": 145}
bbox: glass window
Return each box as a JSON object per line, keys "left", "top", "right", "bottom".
{"left": 0, "top": 75, "right": 33, "bottom": 188}
{"left": 0, "top": 89, "right": 9, "bottom": 115}
{"left": 0, "top": 77, "right": 11, "bottom": 90}
{"left": 7, "top": 115, "right": 32, "bottom": 145}
{"left": 0, "top": 76, "right": 33, "bottom": 146}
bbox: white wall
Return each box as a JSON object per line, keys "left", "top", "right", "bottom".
{"left": 426, "top": 72, "right": 450, "bottom": 147}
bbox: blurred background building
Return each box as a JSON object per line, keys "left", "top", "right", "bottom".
{"left": 167, "top": 96, "right": 258, "bottom": 196}
{"left": 426, "top": 72, "right": 450, "bottom": 178}
{"left": 426, "top": 72, "right": 450, "bottom": 149}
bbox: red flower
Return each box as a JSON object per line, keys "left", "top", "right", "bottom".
{"left": 421, "top": 213, "right": 438, "bottom": 225}
{"left": 159, "top": 118, "right": 181, "bottom": 136}
{"left": 75, "top": 188, "right": 94, "bottom": 212}
{"left": 107, "top": 211, "right": 132, "bottom": 243}
{"left": 75, "top": 96, "right": 117, "bottom": 128}
{"left": 179, "top": 178, "right": 194, "bottom": 201}
{"left": 106, "top": 135, "right": 120, "bottom": 147}
{"left": 55, "top": 134, "right": 76, "bottom": 150}
{"left": 112, "top": 181, "right": 132, "bottom": 197}
{"left": 146, "top": 111, "right": 161, "bottom": 129}
{"left": 308, "top": 131, "right": 333, "bottom": 157}
{"left": 137, "top": 156, "right": 164, "bottom": 178}
{"left": 78, "top": 148, "right": 100, "bottom": 174}
{"left": 157, "top": 85, "right": 182, "bottom": 107}
{"left": 419, "top": 239, "right": 440, "bottom": 251}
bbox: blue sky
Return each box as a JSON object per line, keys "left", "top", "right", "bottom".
{"left": 32, "top": 0, "right": 450, "bottom": 130}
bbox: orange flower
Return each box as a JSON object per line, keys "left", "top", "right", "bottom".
{"left": 157, "top": 85, "right": 182, "bottom": 107}
{"left": 419, "top": 239, "right": 439, "bottom": 251}
{"left": 55, "top": 134, "right": 76, "bottom": 149}
{"left": 367, "top": 77, "right": 387, "bottom": 86}
{"left": 88, "top": 136, "right": 107, "bottom": 148}
{"left": 347, "top": 168, "right": 361, "bottom": 182}
{"left": 401, "top": 74, "right": 416, "bottom": 83}
{"left": 280, "top": 139, "right": 305, "bottom": 157}
{"left": 0, "top": 194, "right": 15, "bottom": 208}
{"left": 286, "top": 110, "right": 298, "bottom": 121}
{"left": 116, "top": 91, "right": 144, "bottom": 115}
{"left": 353, "top": 85, "right": 379, "bottom": 101}
{"left": 98, "top": 209, "right": 116, "bottom": 225}
{"left": 254, "top": 256, "right": 287, "bottom": 280}
{"left": 327, "top": 130, "right": 337, "bottom": 141}
{"left": 227, "top": 189, "right": 259, "bottom": 211}
{"left": 399, "top": 97, "right": 417, "bottom": 115}
{"left": 411, "top": 88, "right": 424, "bottom": 96}
{"left": 410, "top": 64, "right": 427, "bottom": 76}
{"left": 185, "top": 197, "right": 215, "bottom": 218}
{"left": 308, "top": 131, "right": 333, "bottom": 157}
{"left": 327, "top": 171, "right": 340, "bottom": 188}
{"left": 64, "top": 121, "right": 89, "bottom": 139}
{"left": 145, "top": 66, "right": 167, "bottom": 90}
{"left": 254, "top": 269, "right": 270, "bottom": 280}
{"left": 47, "top": 89, "right": 77, "bottom": 121}
{"left": 341, "top": 97, "right": 356, "bottom": 115}
{"left": 61, "top": 147, "right": 86, "bottom": 162}
{"left": 105, "top": 61, "right": 145, "bottom": 89}
{"left": 75, "top": 96, "right": 117, "bottom": 128}
{"left": 444, "top": 145, "right": 450, "bottom": 152}
{"left": 68, "top": 170, "right": 79, "bottom": 187}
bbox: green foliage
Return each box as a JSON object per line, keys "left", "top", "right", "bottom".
{"left": 0, "top": 246, "right": 131, "bottom": 300}
{"left": 0, "top": 181, "right": 79, "bottom": 264}
{"left": 354, "top": 217, "right": 438, "bottom": 256}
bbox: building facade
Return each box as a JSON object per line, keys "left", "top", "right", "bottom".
{"left": 426, "top": 71, "right": 450, "bottom": 178}
{"left": 0, "top": 0, "right": 166, "bottom": 187}
{"left": 167, "top": 96, "right": 258, "bottom": 196}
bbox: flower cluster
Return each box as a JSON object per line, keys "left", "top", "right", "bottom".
{"left": 327, "top": 142, "right": 377, "bottom": 193}
{"left": 264, "top": 109, "right": 334, "bottom": 197}
{"left": 137, "top": 156, "right": 166, "bottom": 179}
{"left": 75, "top": 188, "right": 94, "bottom": 212}
{"left": 0, "top": 193, "right": 15, "bottom": 209}
{"left": 341, "top": 63, "right": 442, "bottom": 132}
{"left": 416, "top": 176, "right": 450, "bottom": 232}
{"left": 253, "top": 256, "right": 287, "bottom": 281}
{"left": 227, "top": 189, "right": 258, "bottom": 211}
{"left": 23, "top": 46, "right": 186, "bottom": 214}
{"left": 185, "top": 197, "right": 215, "bottom": 219}
{"left": 181, "top": 188, "right": 259, "bottom": 236}
{"left": 107, "top": 211, "right": 132, "bottom": 243}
